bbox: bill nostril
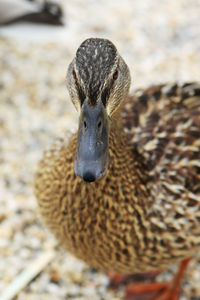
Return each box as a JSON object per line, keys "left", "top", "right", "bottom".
{"left": 83, "top": 172, "right": 96, "bottom": 182}
{"left": 98, "top": 120, "right": 102, "bottom": 128}
{"left": 84, "top": 120, "right": 87, "bottom": 129}
{"left": 97, "top": 120, "right": 103, "bottom": 133}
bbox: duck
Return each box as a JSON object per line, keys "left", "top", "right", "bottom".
{"left": 34, "top": 38, "right": 200, "bottom": 300}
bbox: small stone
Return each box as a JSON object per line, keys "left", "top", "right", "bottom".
{"left": 48, "top": 268, "right": 60, "bottom": 284}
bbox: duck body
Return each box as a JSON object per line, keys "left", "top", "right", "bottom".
{"left": 35, "top": 77, "right": 200, "bottom": 273}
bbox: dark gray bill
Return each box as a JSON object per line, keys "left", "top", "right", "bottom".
{"left": 74, "top": 99, "right": 110, "bottom": 182}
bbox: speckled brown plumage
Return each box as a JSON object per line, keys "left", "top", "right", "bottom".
{"left": 34, "top": 39, "right": 200, "bottom": 277}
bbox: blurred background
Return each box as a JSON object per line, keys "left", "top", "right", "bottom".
{"left": 0, "top": 0, "right": 200, "bottom": 299}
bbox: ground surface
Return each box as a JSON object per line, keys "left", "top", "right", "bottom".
{"left": 0, "top": 0, "right": 200, "bottom": 299}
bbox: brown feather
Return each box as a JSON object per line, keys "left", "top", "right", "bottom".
{"left": 35, "top": 81, "right": 200, "bottom": 274}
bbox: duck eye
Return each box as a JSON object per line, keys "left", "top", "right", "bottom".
{"left": 113, "top": 70, "right": 118, "bottom": 80}
{"left": 72, "top": 69, "right": 77, "bottom": 80}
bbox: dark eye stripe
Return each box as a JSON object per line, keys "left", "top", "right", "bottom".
{"left": 101, "top": 79, "right": 115, "bottom": 106}
{"left": 72, "top": 69, "right": 86, "bottom": 106}
{"left": 77, "top": 84, "right": 85, "bottom": 106}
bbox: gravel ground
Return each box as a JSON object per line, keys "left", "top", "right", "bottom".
{"left": 0, "top": 0, "right": 200, "bottom": 299}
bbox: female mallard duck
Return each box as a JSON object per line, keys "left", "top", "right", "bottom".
{"left": 35, "top": 38, "right": 200, "bottom": 299}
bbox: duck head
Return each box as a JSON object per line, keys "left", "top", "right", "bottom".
{"left": 66, "top": 38, "right": 131, "bottom": 182}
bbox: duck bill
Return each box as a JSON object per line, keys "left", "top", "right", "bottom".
{"left": 74, "top": 99, "right": 110, "bottom": 182}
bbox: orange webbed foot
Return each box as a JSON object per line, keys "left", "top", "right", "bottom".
{"left": 107, "top": 270, "right": 162, "bottom": 286}
{"left": 126, "top": 281, "right": 174, "bottom": 300}
{"left": 125, "top": 257, "right": 192, "bottom": 300}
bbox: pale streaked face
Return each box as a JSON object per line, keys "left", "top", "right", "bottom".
{"left": 66, "top": 38, "right": 131, "bottom": 182}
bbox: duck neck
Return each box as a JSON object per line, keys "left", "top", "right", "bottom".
{"left": 110, "top": 104, "right": 132, "bottom": 150}
{"left": 104, "top": 106, "right": 149, "bottom": 204}
{"left": 110, "top": 106, "right": 126, "bottom": 140}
